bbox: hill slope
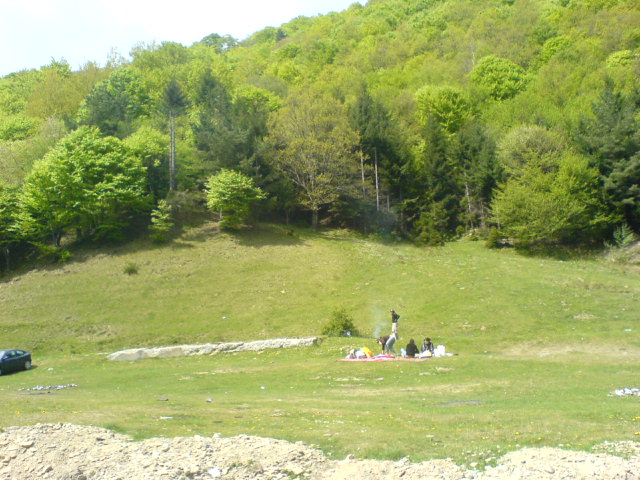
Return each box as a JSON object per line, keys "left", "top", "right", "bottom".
{"left": 1, "top": 224, "right": 638, "bottom": 355}
{"left": 1, "top": 226, "right": 639, "bottom": 463}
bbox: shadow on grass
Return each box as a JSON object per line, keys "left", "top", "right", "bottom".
{"left": 515, "top": 244, "right": 603, "bottom": 262}
{"left": 0, "top": 223, "right": 311, "bottom": 283}
{"left": 0, "top": 365, "right": 38, "bottom": 377}
{"left": 231, "top": 224, "right": 307, "bottom": 248}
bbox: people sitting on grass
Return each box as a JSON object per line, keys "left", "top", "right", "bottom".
{"left": 404, "top": 338, "right": 420, "bottom": 358}
{"left": 420, "top": 337, "right": 435, "bottom": 357}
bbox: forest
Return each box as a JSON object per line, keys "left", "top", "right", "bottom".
{"left": 1, "top": 0, "right": 639, "bottom": 271}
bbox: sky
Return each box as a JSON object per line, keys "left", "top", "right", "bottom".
{"left": 0, "top": 0, "right": 362, "bottom": 77}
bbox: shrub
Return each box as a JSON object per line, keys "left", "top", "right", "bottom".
{"left": 485, "top": 227, "right": 504, "bottom": 249}
{"left": 612, "top": 224, "right": 637, "bottom": 248}
{"left": 149, "top": 200, "right": 174, "bottom": 243}
{"left": 321, "top": 308, "right": 359, "bottom": 337}
{"left": 34, "top": 243, "right": 71, "bottom": 263}
{"left": 205, "top": 169, "right": 265, "bottom": 230}
{"left": 123, "top": 262, "right": 139, "bottom": 275}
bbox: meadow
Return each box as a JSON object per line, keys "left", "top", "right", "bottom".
{"left": 0, "top": 224, "right": 638, "bottom": 465}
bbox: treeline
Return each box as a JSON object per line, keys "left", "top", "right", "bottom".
{"left": 1, "top": 0, "right": 640, "bottom": 270}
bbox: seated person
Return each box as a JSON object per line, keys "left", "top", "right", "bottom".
{"left": 405, "top": 338, "right": 420, "bottom": 358}
{"left": 421, "top": 337, "right": 435, "bottom": 355}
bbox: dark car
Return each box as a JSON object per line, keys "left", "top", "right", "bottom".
{"left": 0, "top": 349, "right": 32, "bottom": 375}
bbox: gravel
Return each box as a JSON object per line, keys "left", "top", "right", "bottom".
{"left": 0, "top": 423, "right": 638, "bottom": 480}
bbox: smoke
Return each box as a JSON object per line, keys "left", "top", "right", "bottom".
{"left": 371, "top": 305, "right": 389, "bottom": 339}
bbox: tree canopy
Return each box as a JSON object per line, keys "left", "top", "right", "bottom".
{"left": 1, "top": 0, "right": 640, "bottom": 269}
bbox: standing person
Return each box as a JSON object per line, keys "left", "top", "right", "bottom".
{"left": 405, "top": 338, "right": 419, "bottom": 358}
{"left": 390, "top": 309, "right": 400, "bottom": 336}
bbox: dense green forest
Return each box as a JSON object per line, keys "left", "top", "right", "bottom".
{"left": 1, "top": 0, "right": 640, "bottom": 270}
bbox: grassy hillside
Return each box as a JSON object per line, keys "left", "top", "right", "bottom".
{"left": 2, "top": 223, "right": 637, "bottom": 354}
{"left": 0, "top": 225, "right": 639, "bottom": 463}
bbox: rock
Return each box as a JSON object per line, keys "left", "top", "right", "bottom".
{"left": 107, "top": 337, "right": 319, "bottom": 362}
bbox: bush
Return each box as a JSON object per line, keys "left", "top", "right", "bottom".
{"left": 150, "top": 200, "right": 174, "bottom": 243}
{"left": 612, "top": 224, "right": 637, "bottom": 248}
{"left": 485, "top": 227, "right": 504, "bottom": 249}
{"left": 321, "top": 308, "right": 359, "bottom": 337}
{"left": 34, "top": 243, "right": 71, "bottom": 263}
{"left": 123, "top": 262, "right": 139, "bottom": 275}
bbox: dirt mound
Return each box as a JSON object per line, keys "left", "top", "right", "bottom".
{"left": 1, "top": 423, "right": 638, "bottom": 480}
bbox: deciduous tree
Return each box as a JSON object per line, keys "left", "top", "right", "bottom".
{"left": 492, "top": 154, "right": 614, "bottom": 245}
{"left": 19, "top": 127, "right": 149, "bottom": 245}
{"left": 266, "top": 90, "right": 360, "bottom": 229}
{"left": 205, "top": 169, "right": 265, "bottom": 229}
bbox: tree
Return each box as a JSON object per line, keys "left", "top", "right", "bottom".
{"left": 196, "top": 33, "right": 238, "bottom": 53}
{"left": 25, "top": 61, "right": 108, "bottom": 126}
{"left": 491, "top": 154, "right": 615, "bottom": 245}
{"left": 0, "top": 114, "right": 39, "bottom": 141}
{"left": 19, "top": 127, "right": 149, "bottom": 246}
{"left": 190, "top": 69, "right": 246, "bottom": 172}
{"left": 0, "top": 184, "right": 20, "bottom": 270}
{"left": 77, "top": 69, "right": 150, "bottom": 137}
{"left": 266, "top": 90, "right": 360, "bottom": 229}
{"left": 149, "top": 199, "right": 174, "bottom": 242}
{"left": 348, "top": 86, "right": 403, "bottom": 215}
{"left": 575, "top": 80, "right": 640, "bottom": 230}
{"left": 449, "top": 120, "right": 501, "bottom": 230}
{"left": 415, "top": 85, "right": 472, "bottom": 135}
{"left": 0, "top": 118, "right": 67, "bottom": 186}
{"left": 124, "top": 126, "right": 170, "bottom": 200}
{"left": 162, "top": 79, "right": 188, "bottom": 191}
{"left": 498, "top": 124, "right": 566, "bottom": 175}
{"left": 205, "top": 169, "right": 265, "bottom": 229}
{"left": 470, "top": 55, "right": 529, "bottom": 101}
{"left": 405, "top": 116, "right": 463, "bottom": 244}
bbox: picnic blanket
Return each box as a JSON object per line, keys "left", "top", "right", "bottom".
{"left": 339, "top": 354, "right": 431, "bottom": 362}
{"left": 340, "top": 354, "right": 395, "bottom": 362}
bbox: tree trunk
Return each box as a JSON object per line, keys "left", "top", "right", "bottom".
{"left": 374, "top": 149, "right": 380, "bottom": 212}
{"left": 463, "top": 172, "right": 474, "bottom": 231}
{"left": 169, "top": 114, "right": 177, "bottom": 191}
{"left": 311, "top": 208, "right": 319, "bottom": 231}
{"left": 360, "top": 151, "right": 366, "bottom": 198}
{"left": 2, "top": 245, "right": 10, "bottom": 271}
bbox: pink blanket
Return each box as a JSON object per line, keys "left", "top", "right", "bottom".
{"left": 340, "top": 354, "right": 395, "bottom": 362}
{"left": 339, "top": 354, "right": 430, "bottom": 362}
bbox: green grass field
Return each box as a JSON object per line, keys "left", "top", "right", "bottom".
{"left": 0, "top": 224, "right": 638, "bottom": 465}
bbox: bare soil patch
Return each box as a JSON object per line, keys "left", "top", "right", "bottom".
{"left": 0, "top": 423, "right": 638, "bottom": 480}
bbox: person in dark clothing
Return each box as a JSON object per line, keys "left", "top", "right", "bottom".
{"left": 421, "top": 338, "right": 435, "bottom": 355}
{"left": 390, "top": 309, "right": 400, "bottom": 336}
{"left": 405, "top": 339, "right": 420, "bottom": 358}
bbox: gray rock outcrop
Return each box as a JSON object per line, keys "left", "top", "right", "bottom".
{"left": 107, "top": 337, "right": 319, "bottom": 362}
